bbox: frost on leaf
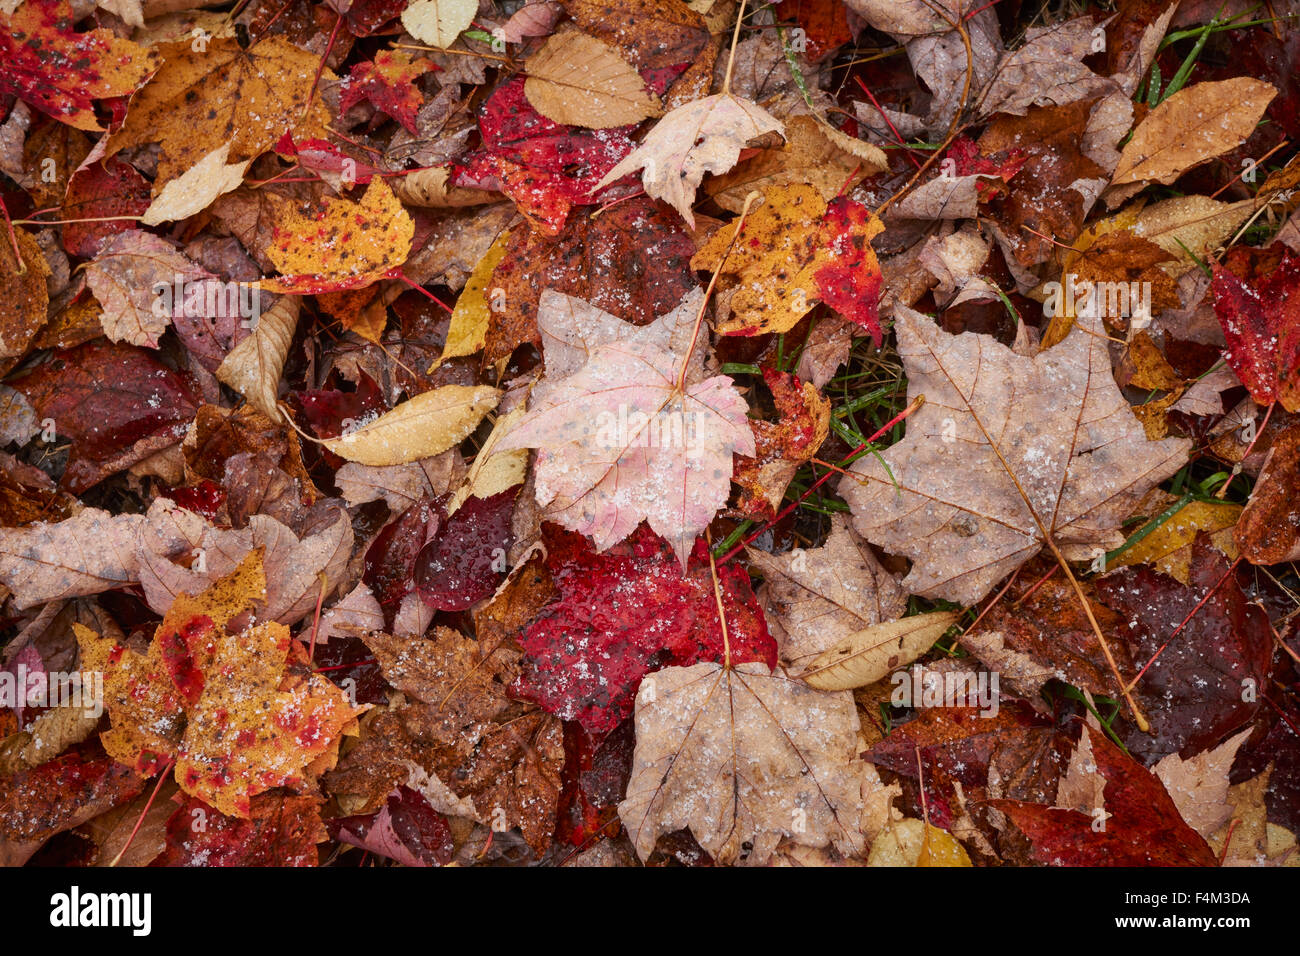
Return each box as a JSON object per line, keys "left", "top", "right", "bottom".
{"left": 840, "top": 306, "right": 1191, "bottom": 606}
{"left": 594, "top": 92, "right": 784, "bottom": 227}
{"left": 498, "top": 289, "right": 754, "bottom": 566}
{"left": 619, "top": 661, "right": 867, "bottom": 865}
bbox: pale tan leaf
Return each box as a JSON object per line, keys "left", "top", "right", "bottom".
{"left": 620, "top": 661, "right": 866, "bottom": 865}
{"left": 595, "top": 93, "right": 783, "bottom": 227}
{"left": 840, "top": 306, "right": 1191, "bottom": 605}
{"left": 800, "top": 611, "right": 959, "bottom": 691}
{"left": 496, "top": 290, "right": 753, "bottom": 566}
{"left": 748, "top": 514, "right": 906, "bottom": 669}
{"left": 1131, "top": 195, "right": 1255, "bottom": 266}
{"left": 216, "top": 296, "right": 300, "bottom": 423}
{"left": 979, "top": 17, "right": 1115, "bottom": 117}
{"left": 86, "top": 230, "right": 207, "bottom": 348}
{"left": 1112, "top": 78, "right": 1277, "bottom": 185}
{"left": 334, "top": 451, "right": 467, "bottom": 511}
{"left": 524, "top": 29, "right": 661, "bottom": 129}
{"left": 0, "top": 508, "right": 179, "bottom": 608}
{"left": 867, "top": 818, "right": 972, "bottom": 866}
{"left": 706, "top": 115, "right": 865, "bottom": 213}
{"left": 400, "top": 0, "right": 477, "bottom": 48}
{"left": 135, "top": 499, "right": 353, "bottom": 626}
{"left": 141, "top": 143, "right": 250, "bottom": 226}
{"left": 1154, "top": 728, "right": 1252, "bottom": 839}
{"left": 321, "top": 384, "right": 500, "bottom": 466}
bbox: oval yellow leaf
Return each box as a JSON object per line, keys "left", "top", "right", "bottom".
{"left": 321, "top": 384, "right": 500, "bottom": 466}
{"left": 800, "top": 610, "right": 959, "bottom": 691}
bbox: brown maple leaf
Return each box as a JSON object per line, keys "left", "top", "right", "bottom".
{"left": 839, "top": 306, "right": 1190, "bottom": 607}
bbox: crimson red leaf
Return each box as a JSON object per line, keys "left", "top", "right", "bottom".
{"left": 510, "top": 524, "right": 777, "bottom": 734}
{"left": 813, "top": 197, "right": 886, "bottom": 345}
{"left": 416, "top": 489, "right": 516, "bottom": 612}
{"left": 363, "top": 497, "right": 443, "bottom": 622}
{"left": 155, "top": 794, "right": 326, "bottom": 867}
{"left": 10, "top": 342, "right": 201, "bottom": 493}
{"left": 1211, "top": 244, "right": 1300, "bottom": 411}
{"left": 992, "top": 726, "right": 1219, "bottom": 866}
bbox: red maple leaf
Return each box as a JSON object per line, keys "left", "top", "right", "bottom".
{"left": 1211, "top": 243, "right": 1300, "bottom": 411}
{"left": 511, "top": 524, "right": 777, "bottom": 734}
{"left": 339, "top": 51, "right": 437, "bottom": 135}
{"left": 456, "top": 77, "right": 634, "bottom": 233}
{"left": 813, "top": 197, "right": 887, "bottom": 344}
{"left": 0, "top": 0, "right": 157, "bottom": 130}
{"left": 991, "top": 726, "right": 1219, "bottom": 866}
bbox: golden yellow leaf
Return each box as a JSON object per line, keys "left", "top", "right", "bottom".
{"left": 439, "top": 231, "right": 512, "bottom": 366}
{"left": 260, "top": 179, "right": 414, "bottom": 294}
{"left": 321, "top": 384, "right": 500, "bottom": 466}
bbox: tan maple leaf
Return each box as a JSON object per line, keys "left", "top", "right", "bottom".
{"left": 85, "top": 230, "right": 208, "bottom": 348}
{"left": 497, "top": 289, "right": 754, "bottom": 566}
{"left": 594, "top": 92, "right": 783, "bottom": 227}
{"left": 1154, "top": 728, "right": 1252, "bottom": 840}
{"left": 523, "top": 28, "right": 662, "bottom": 128}
{"left": 1111, "top": 77, "right": 1276, "bottom": 186}
{"left": 840, "top": 306, "right": 1190, "bottom": 606}
{"left": 748, "top": 514, "right": 907, "bottom": 670}
{"left": 620, "top": 661, "right": 868, "bottom": 865}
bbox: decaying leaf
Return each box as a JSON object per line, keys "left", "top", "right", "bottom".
{"left": 216, "top": 297, "right": 301, "bottom": 423}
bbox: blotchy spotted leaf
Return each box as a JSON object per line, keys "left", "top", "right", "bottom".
{"left": 0, "top": 0, "right": 158, "bottom": 130}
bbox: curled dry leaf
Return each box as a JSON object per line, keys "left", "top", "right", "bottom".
{"left": 390, "top": 166, "right": 500, "bottom": 208}
{"left": 799, "top": 611, "right": 960, "bottom": 691}
{"left": 216, "top": 296, "right": 301, "bottom": 423}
